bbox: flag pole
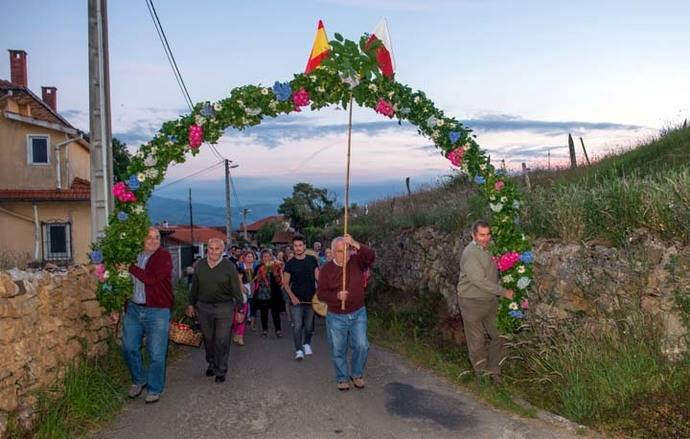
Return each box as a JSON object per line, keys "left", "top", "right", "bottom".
{"left": 341, "top": 93, "right": 354, "bottom": 311}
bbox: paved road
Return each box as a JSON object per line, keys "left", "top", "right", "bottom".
{"left": 94, "top": 316, "right": 581, "bottom": 439}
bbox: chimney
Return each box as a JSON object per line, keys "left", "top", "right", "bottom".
{"left": 42, "top": 86, "right": 57, "bottom": 112}
{"left": 9, "top": 50, "right": 28, "bottom": 88}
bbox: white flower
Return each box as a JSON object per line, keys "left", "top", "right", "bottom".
{"left": 310, "top": 75, "right": 317, "bottom": 82}
{"left": 137, "top": 172, "right": 145, "bottom": 182}
{"left": 490, "top": 203, "right": 503, "bottom": 212}
{"left": 103, "top": 270, "right": 110, "bottom": 279}
{"left": 479, "top": 163, "right": 486, "bottom": 171}
{"left": 388, "top": 91, "right": 394, "bottom": 99}
{"left": 236, "top": 99, "right": 244, "bottom": 108}
{"left": 150, "top": 146, "right": 158, "bottom": 155}
{"left": 242, "top": 117, "right": 250, "bottom": 125}
{"left": 144, "top": 156, "right": 157, "bottom": 167}
{"left": 340, "top": 75, "right": 360, "bottom": 89}
{"left": 489, "top": 195, "right": 496, "bottom": 201}
{"left": 133, "top": 205, "right": 144, "bottom": 214}
{"left": 517, "top": 276, "right": 531, "bottom": 290}
{"left": 119, "top": 232, "right": 126, "bottom": 239}
{"left": 502, "top": 275, "right": 514, "bottom": 284}
{"left": 118, "top": 271, "right": 129, "bottom": 279}
{"left": 426, "top": 116, "right": 437, "bottom": 128}
{"left": 509, "top": 301, "right": 519, "bottom": 310}
{"left": 268, "top": 101, "right": 278, "bottom": 111}
{"left": 368, "top": 83, "right": 378, "bottom": 92}
{"left": 414, "top": 96, "right": 421, "bottom": 104}
{"left": 213, "top": 102, "right": 223, "bottom": 111}
{"left": 316, "top": 86, "right": 325, "bottom": 93}
{"left": 448, "top": 122, "right": 456, "bottom": 128}
{"left": 145, "top": 168, "right": 158, "bottom": 179}
{"left": 436, "top": 119, "right": 445, "bottom": 127}
{"left": 260, "top": 88, "right": 269, "bottom": 95}
{"left": 165, "top": 140, "right": 173, "bottom": 146}
{"left": 431, "top": 130, "right": 440, "bottom": 139}
{"left": 517, "top": 265, "right": 526, "bottom": 274}
{"left": 194, "top": 115, "right": 206, "bottom": 125}
{"left": 245, "top": 107, "right": 262, "bottom": 116}
{"left": 501, "top": 196, "right": 508, "bottom": 203}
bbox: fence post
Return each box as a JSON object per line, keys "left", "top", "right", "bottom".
{"left": 568, "top": 133, "right": 577, "bottom": 169}
{"left": 579, "top": 137, "right": 591, "bottom": 165}
{"left": 522, "top": 162, "right": 531, "bottom": 191}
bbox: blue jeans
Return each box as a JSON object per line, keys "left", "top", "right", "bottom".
{"left": 326, "top": 306, "right": 369, "bottom": 383}
{"left": 289, "top": 304, "right": 314, "bottom": 351}
{"left": 122, "top": 302, "right": 170, "bottom": 395}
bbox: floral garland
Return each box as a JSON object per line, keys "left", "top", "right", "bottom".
{"left": 90, "top": 32, "right": 532, "bottom": 332}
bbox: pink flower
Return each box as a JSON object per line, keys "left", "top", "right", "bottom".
{"left": 494, "top": 251, "right": 521, "bottom": 272}
{"left": 94, "top": 264, "right": 106, "bottom": 282}
{"left": 521, "top": 299, "right": 529, "bottom": 310}
{"left": 447, "top": 147, "right": 465, "bottom": 167}
{"left": 374, "top": 98, "right": 395, "bottom": 118}
{"left": 113, "top": 182, "right": 137, "bottom": 203}
{"left": 494, "top": 180, "right": 505, "bottom": 191}
{"left": 188, "top": 124, "right": 204, "bottom": 149}
{"left": 292, "top": 88, "right": 310, "bottom": 107}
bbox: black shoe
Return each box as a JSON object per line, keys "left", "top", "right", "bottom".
{"left": 215, "top": 375, "right": 226, "bottom": 383}
{"left": 205, "top": 367, "right": 214, "bottom": 377}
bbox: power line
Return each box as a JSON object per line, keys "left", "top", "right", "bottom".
{"left": 155, "top": 160, "right": 224, "bottom": 191}
{"left": 144, "top": 0, "right": 226, "bottom": 162}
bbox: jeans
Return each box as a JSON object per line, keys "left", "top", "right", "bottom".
{"left": 326, "top": 306, "right": 369, "bottom": 383}
{"left": 197, "top": 301, "right": 234, "bottom": 376}
{"left": 122, "top": 302, "right": 171, "bottom": 395}
{"left": 289, "top": 304, "right": 314, "bottom": 351}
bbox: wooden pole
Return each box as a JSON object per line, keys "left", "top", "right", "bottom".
{"left": 568, "top": 133, "right": 577, "bottom": 169}
{"left": 579, "top": 137, "right": 591, "bottom": 165}
{"left": 522, "top": 162, "right": 531, "bottom": 191}
{"left": 342, "top": 94, "right": 354, "bottom": 311}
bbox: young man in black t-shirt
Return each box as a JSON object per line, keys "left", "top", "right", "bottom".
{"left": 283, "top": 236, "right": 319, "bottom": 360}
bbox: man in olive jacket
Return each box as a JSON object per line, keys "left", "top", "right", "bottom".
{"left": 186, "top": 238, "right": 243, "bottom": 382}
{"left": 457, "top": 220, "right": 514, "bottom": 382}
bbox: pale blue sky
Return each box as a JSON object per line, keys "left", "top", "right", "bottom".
{"left": 3, "top": 0, "right": 689, "bottom": 208}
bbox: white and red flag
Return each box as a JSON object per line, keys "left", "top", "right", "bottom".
{"left": 366, "top": 18, "right": 395, "bottom": 78}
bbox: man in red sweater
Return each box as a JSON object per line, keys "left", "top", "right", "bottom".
{"left": 122, "top": 227, "right": 173, "bottom": 404}
{"left": 317, "top": 234, "right": 375, "bottom": 391}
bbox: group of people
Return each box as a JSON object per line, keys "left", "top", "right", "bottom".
{"left": 118, "top": 219, "right": 511, "bottom": 403}
{"left": 119, "top": 228, "right": 376, "bottom": 402}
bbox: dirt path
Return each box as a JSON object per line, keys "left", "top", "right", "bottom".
{"left": 93, "top": 316, "right": 581, "bottom": 439}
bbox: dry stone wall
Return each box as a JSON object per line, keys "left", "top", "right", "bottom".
{"left": 370, "top": 227, "right": 689, "bottom": 360}
{"left": 0, "top": 266, "right": 112, "bottom": 436}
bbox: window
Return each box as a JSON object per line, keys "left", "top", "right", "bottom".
{"left": 28, "top": 135, "right": 50, "bottom": 165}
{"left": 42, "top": 222, "right": 72, "bottom": 262}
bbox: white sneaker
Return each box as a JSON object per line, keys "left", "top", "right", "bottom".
{"left": 295, "top": 350, "right": 304, "bottom": 361}
{"left": 303, "top": 344, "right": 313, "bottom": 356}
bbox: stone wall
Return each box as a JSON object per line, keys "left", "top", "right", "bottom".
{"left": 370, "top": 227, "right": 689, "bottom": 359}
{"left": 0, "top": 266, "right": 112, "bottom": 435}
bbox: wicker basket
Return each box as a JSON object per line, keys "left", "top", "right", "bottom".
{"left": 169, "top": 318, "right": 203, "bottom": 347}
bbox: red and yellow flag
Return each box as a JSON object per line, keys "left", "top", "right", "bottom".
{"left": 305, "top": 20, "right": 330, "bottom": 74}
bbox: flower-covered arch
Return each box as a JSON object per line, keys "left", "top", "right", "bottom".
{"left": 92, "top": 32, "right": 533, "bottom": 331}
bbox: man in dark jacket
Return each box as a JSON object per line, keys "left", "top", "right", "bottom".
{"left": 122, "top": 226, "right": 173, "bottom": 404}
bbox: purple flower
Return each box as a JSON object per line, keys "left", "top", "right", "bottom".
{"left": 474, "top": 175, "right": 486, "bottom": 185}
{"left": 448, "top": 131, "right": 461, "bottom": 144}
{"left": 127, "top": 175, "right": 140, "bottom": 191}
{"left": 272, "top": 81, "right": 292, "bottom": 102}
{"left": 90, "top": 250, "right": 104, "bottom": 264}
{"left": 200, "top": 103, "right": 215, "bottom": 117}
{"left": 117, "top": 211, "right": 128, "bottom": 221}
{"left": 520, "top": 251, "right": 534, "bottom": 264}
{"left": 509, "top": 310, "right": 524, "bottom": 318}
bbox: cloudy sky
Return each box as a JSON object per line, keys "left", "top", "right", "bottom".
{"left": 3, "top": 0, "right": 688, "bottom": 213}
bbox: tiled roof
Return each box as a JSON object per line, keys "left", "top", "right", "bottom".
{"left": 0, "top": 79, "right": 73, "bottom": 128}
{"left": 244, "top": 215, "right": 285, "bottom": 232}
{"left": 165, "top": 226, "right": 227, "bottom": 245}
{"left": 272, "top": 230, "right": 295, "bottom": 244}
{"left": 0, "top": 177, "right": 90, "bottom": 201}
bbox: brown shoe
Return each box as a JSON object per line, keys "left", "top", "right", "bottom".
{"left": 337, "top": 381, "right": 350, "bottom": 391}
{"left": 351, "top": 377, "right": 365, "bottom": 389}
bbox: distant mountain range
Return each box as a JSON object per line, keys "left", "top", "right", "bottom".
{"left": 147, "top": 195, "right": 279, "bottom": 227}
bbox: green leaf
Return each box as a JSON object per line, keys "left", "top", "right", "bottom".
{"left": 334, "top": 32, "right": 344, "bottom": 42}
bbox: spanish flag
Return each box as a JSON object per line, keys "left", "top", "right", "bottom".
{"left": 305, "top": 20, "right": 330, "bottom": 74}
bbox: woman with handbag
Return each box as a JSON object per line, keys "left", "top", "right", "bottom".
{"left": 253, "top": 250, "right": 284, "bottom": 338}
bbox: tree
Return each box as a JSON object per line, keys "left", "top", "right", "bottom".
{"left": 256, "top": 220, "right": 284, "bottom": 246}
{"left": 278, "top": 183, "right": 339, "bottom": 232}
{"left": 112, "top": 137, "right": 131, "bottom": 182}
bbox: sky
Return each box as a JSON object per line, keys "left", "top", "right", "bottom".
{"left": 3, "top": 0, "right": 689, "bottom": 216}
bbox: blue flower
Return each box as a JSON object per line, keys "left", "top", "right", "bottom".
{"left": 520, "top": 251, "right": 534, "bottom": 264}
{"left": 117, "top": 211, "right": 128, "bottom": 221}
{"left": 474, "top": 175, "right": 486, "bottom": 185}
{"left": 102, "top": 283, "right": 112, "bottom": 292}
{"left": 509, "top": 310, "right": 524, "bottom": 318}
{"left": 448, "top": 131, "right": 461, "bottom": 144}
{"left": 127, "top": 175, "right": 140, "bottom": 191}
{"left": 90, "top": 250, "right": 103, "bottom": 264}
{"left": 169, "top": 135, "right": 178, "bottom": 143}
{"left": 200, "top": 103, "right": 215, "bottom": 117}
{"left": 272, "top": 81, "right": 292, "bottom": 102}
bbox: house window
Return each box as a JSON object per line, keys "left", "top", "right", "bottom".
{"left": 28, "top": 135, "right": 50, "bottom": 165}
{"left": 42, "top": 222, "right": 72, "bottom": 262}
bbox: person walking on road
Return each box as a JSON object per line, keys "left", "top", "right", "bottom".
{"left": 283, "top": 236, "right": 319, "bottom": 361}
{"left": 186, "top": 238, "right": 243, "bottom": 383}
{"left": 317, "top": 234, "right": 375, "bottom": 391}
{"left": 457, "top": 220, "right": 514, "bottom": 384}
{"left": 121, "top": 227, "right": 173, "bottom": 404}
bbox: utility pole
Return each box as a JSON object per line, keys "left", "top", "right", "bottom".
{"left": 88, "top": 0, "right": 113, "bottom": 241}
{"left": 242, "top": 208, "right": 250, "bottom": 241}
{"left": 188, "top": 187, "right": 195, "bottom": 257}
{"left": 225, "top": 159, "right": 238, "bottom": 247}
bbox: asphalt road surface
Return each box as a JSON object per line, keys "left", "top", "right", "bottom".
{"left": 93, "top": 316, "right": 582, "bottom": 439}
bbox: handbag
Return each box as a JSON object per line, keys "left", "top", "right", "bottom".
{"left": 168, "top": 317, "right": 203, "bottom": 347}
